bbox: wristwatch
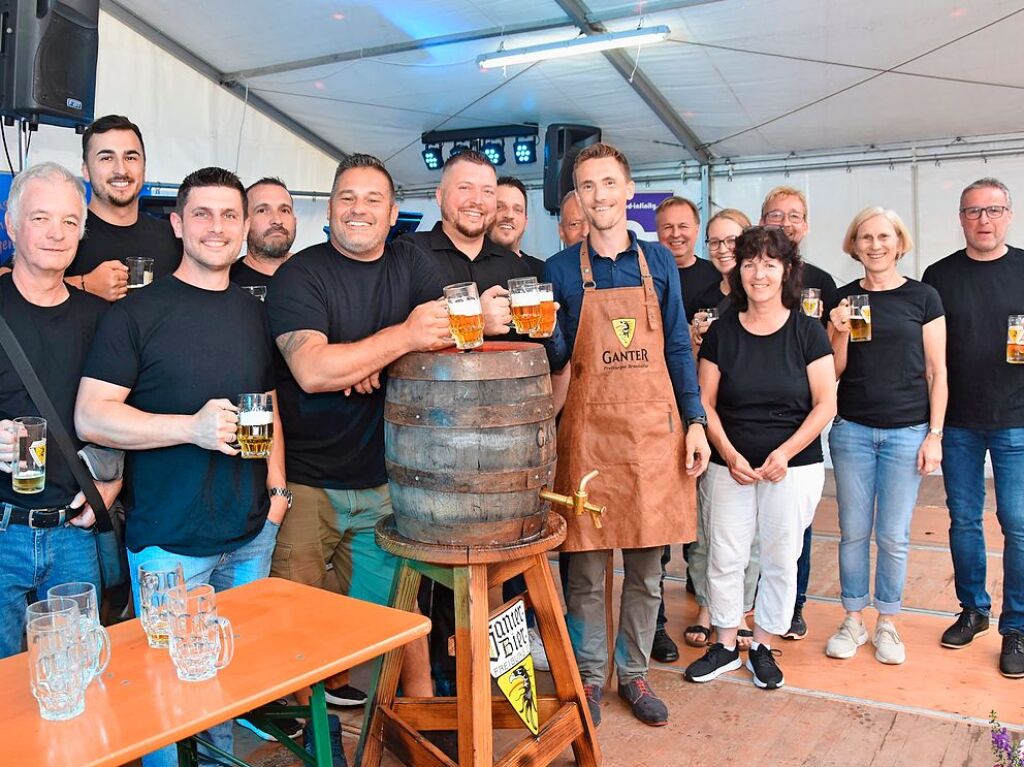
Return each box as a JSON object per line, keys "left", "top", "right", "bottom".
{"left": 269, "top": 486, "right": 293, "bottom": 509}
{"left": 685, "top": 415, "right": 708, "bottom": 429}
{"left": 928, "top": 428, "right": 944, "bottom": 439}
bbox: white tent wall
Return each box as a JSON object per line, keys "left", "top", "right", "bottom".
{"left": 0, "top": 11, "right": 336, "bottom": 253}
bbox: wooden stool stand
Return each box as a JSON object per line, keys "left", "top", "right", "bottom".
{"left": 357, "top": 514, "right": 601, "bottom": 767}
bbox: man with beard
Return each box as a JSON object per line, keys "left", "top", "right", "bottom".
{"left": 758, "top": 185, "right": 838, "bottom": 643}
{"left": 77, "top": 167, "right": 286, "bottom": 766}
{"left": 66, "top": 115, "right": 181, "bottom": 301}
{"left": 230, "top": 177, "right": 297, "bottom": 288}
{"left": 559, "top": 189, "right": 589, "bottom": 247}
{"left": 266, "top": 153, "right": 454, "bottom": 703}
{"left": 489, "top": 176, "right": 545, "bottom": 279}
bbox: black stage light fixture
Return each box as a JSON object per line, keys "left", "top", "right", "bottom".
{"left": 513, "top": 135, "right": 537, "bottom": 165}
{"left": 449, "top": 142, "right": 473, "bottom": 159}
{"left": 421, "top": 143, "right": 443, "bottom": 170}
{"left": 481, "top": 140, "right": 505, "bottom": 166}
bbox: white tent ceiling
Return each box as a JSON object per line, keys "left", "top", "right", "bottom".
{"left": 106, "top": 0, "right": 1024, "bottom": 189}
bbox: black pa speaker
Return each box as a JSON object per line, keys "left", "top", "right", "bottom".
{"left": 0, "top": 0, "right": 98, "bottom": 129}
{"left": 542, "top": 123, "right": 601, "bottom": 214}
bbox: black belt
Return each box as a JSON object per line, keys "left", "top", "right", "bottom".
{"left": 1, "top": 503, "right": 80, "bottom": 528}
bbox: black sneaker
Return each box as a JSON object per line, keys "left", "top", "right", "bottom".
{"left": 746, "top": 644, "right": 785, "bottom": 690}
{"left": 650, "top": 627, "right": 680, "bottom": 663}
{"left": 941, "top": 609, "right": 990, "bottom": 649}
{"left": 236, "top": 699, "right": 303, "bottom": 741}
{"left": 617, "top": 676, "right": 668, "bottom": 727}
{"left": 782, "top": 605, "right": 807, "bottom": 640}
{"left": 324, "top": 683, "right": 367, "bottom": 707}
{"left": 999, "top": 631, "right": 1024, "bottom": 678}
{"left": 684, "top": 642, "right": 742, "bottom": 683}
{"left": 583, "top": 683, "right": 603, "bottom": 728}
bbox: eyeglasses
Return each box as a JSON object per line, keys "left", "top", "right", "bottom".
{"left": 960, "top": 205, "right": 1010, "bottom": 220}
{"left": 763, "top": 210, "right": 806, "bottom": 225}
{"left": 706, "top": 236, "right": 737, "bottom": 251}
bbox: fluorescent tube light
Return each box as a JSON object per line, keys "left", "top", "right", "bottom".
{"left": 477, "top": 25, "right": 670, "bottom": 69}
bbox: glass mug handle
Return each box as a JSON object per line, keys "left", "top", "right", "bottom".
{"left": 88, "top": 624, "right": 112, "bottom": 675}
{"left": 213, "top": 617, "right": 234, "bottom": 670}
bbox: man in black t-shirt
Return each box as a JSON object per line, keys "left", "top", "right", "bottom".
{"left": 267, "top": 153, "right": 452, "bottom": 703}
{"left": 230, "top": 177, "right": 297, "bottom": 289}
{"left": 923, "top": 177, "right": 1024, "bottom": 678}
{"left": 656, "top": 196, "right": 720, "bottom": 323}
{"left": 77, "top": 168, "right": 285, "bottom": 764}
{"left": 0, "top": 163, "right": 115, "bottom": 660}
{"left": 66, "top": 115, "right": 182, "bottom": 302}
{"left": 759, "top": 185, "right": 837, "bottom": 642}
{"left": 488, "top": 176, "right": 546, "bottom": 279}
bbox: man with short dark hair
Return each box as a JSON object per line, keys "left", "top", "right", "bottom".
{"left": 66, "top": 115, "right": 181, "bottom": 301}
{"left": 267, "top": 153, "right": 450, "bottom": 702}
{"left": 655, "top": 196, "right": 719, "bottom": 322}
{"left": 0, "top": 162, "right": 115, "bottom": 660}
{"left": 230, "top": 177, "right": 297, "bottom": 287}
{"left": 76, "top": 166, "right": 285, "bottom": 766}
{"left": 759, "top": 185, "right": 837, "bottom": 642}
{"left": 490, "top": 176, "right": 545, "bottom": 279}
{"left": 923, "top": 177, "right": 1024, "bottom": 678}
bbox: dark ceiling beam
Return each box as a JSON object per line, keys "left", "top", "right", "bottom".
{"left": 220, "top": 0, "right": 723, "bottom": 83}
{"left": 100, "top": 0, "right": 349, "bottom": 160}
{"left": 554, "top": 0, "right": 713, "bottom": 164}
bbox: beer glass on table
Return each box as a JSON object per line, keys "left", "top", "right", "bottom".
{"left": 444, "top": 282, "right": 484, "bottom": 350}
{"left": 46, "top": 584, "right": 111, "bottom": 684}
{"left": 508, "top": 277, "right": 540, "bottom": 334}
{"left": 138, "top": 558, "right": 185, "bottom": 648}
{"left": 801, "top": 288, "right": 822, "bottom": 318}
{"left": 237, "top": 393, "right": 273, "bottom": 459}
{"left": 530, "top": 283, "right": 556, "bottom": 339}
{"left": 1008, "top": 315, "right": 1024, "bottom": 364}
{"left": 10, "top": 416, "right": 46, "bottom": 495}
{"left": 167, "top": 583, "right": 234, "bottom": 682}
{"left": 126, "top": 257, "right": 154, "bottom": 292}
{"left": 27, "top": 610, "right": 89, "bottom": 721}
{"left": 849, "top": 294, "right": 872, "bottom": 342}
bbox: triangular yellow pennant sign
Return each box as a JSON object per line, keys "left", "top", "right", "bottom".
{"left": 496, "top": 656, "right": 540, "bottom": 735}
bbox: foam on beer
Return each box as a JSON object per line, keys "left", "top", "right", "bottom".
{"left": 448, "top": 297, "right": 482, "bottom": 316}
{"left": 537, "top": 288, "right": 554, "bottom": 302}
{"left": 510, "top": 290, "right": 540, "bottom": 307}
{"left": 239, "top": 410, "right": 273, "bottom": 426}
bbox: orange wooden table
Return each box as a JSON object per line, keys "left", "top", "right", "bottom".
{"left": 0, "top": 577, "right": 430, "bottom": 767}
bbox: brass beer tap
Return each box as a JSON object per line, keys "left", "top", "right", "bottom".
{"left": 539, "top": 470, "right": 607, "bottom": 529}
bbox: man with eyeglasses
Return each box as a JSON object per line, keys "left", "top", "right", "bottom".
{"left": 923, "top": 177, "right": 1024, "bottom": 678}
{"left": 656, "top": 196, "right": 720, "bottom": 322}
{"left": 758, "top": 186, "right": 837, "bottom": 643}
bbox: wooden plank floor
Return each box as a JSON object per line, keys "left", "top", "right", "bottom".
{"left": 232, "top": 472, "right": 1019, "bottom": 766}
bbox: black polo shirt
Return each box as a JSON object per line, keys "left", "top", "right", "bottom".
{"left": 521, "top": 252, "right": 547, "bottom": 281}
{"left": 406, "top": 222, "right": 537, "bottom": 342}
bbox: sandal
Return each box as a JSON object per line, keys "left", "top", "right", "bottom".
{"left": 684, "top": 624, "right": 712, "bottom": 647}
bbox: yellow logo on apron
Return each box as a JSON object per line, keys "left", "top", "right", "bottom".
{"left": 611, "top": 318, "right": 636, "bottom": 348}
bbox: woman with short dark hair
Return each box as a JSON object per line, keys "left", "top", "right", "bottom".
{"left": 684, "top": 226, "right": 836, "bottom": 690}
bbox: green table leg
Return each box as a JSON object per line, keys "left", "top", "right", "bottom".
{"left": 309, "top": 681, "right": 333, "bottom": 767}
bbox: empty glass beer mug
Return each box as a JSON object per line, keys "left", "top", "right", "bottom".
{"left": 47, "top": 583, "right": 111, "bottom": 684}
{"left": 167, "top": 583, "right": 234, "bottom": 682}
{"left": 26, "top": 608, "right": 89, "bottom": 721}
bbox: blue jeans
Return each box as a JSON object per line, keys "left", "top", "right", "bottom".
{"left": 0, "top": 510, "right": 101, "bottom": 659}
{"left": 942, "top": 426, "right": 1024, "bottom": 635}
{"left": 829, "top": 418, "right": 926, "bottom": 614}
{"left": 128, "top": 518, "right": 279, "bottom": 767}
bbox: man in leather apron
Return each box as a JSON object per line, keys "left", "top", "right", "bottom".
{"left": 542, "top": 143, "right": 710, "bottom": 727}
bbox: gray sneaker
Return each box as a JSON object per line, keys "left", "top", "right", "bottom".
{"left": 529, "top": 627, "right": 550, "bottom": 672}
{"left": 873, "top": 622, "right": 906, "bottom": 665}
{"left": 825, "top": 616, "right": 868, "bottom": 659}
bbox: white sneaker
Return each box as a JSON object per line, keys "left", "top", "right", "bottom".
{"left": 825, "top": 616, "right": 868, "bottom": 659}
{"left": 529, "top": 627, "right": 550, "bottom": 672}
{"left": 873, "top": 622, "right": 906, "bottom": 665}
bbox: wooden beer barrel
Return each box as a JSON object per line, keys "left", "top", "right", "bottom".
{"left": 385, "top": 342, "right": 556, "bottom": 546}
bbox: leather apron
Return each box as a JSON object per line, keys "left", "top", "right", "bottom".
{"left": 553, "top": 241, "right": 696, "bottom": 552}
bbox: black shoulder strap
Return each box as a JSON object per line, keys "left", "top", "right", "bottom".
{"left": 0, "top": 310, "right": 113, "bottom": 532}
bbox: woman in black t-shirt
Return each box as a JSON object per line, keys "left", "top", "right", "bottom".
{"left": 824, "top": 207, "right": 946, "bottom": 667}
{"left": 684, "top": 227, "right": 835, "bottom": 691}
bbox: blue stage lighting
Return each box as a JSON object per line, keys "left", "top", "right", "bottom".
{"left": 513, "top": 136, "right": 537, "bottom": 164}
{"left": 421, "top": 144, "right": 443, "bottom": 170}
{"left": 481, "top": 140, "right": 506, "bottom": 166}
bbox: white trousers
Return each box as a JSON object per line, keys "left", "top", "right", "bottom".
{"left": 702, "top": 461, "right": 824, "bottom": 636}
